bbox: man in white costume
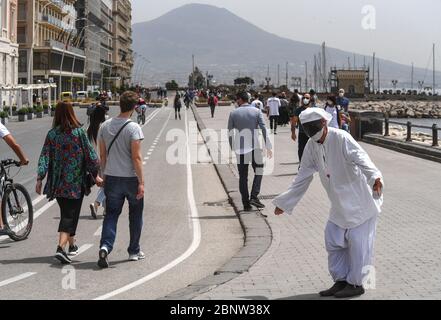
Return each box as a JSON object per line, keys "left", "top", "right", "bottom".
{"left": 273, "top": 108, "right": 384, "bottom": 298}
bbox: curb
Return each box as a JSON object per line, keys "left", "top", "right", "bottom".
{"left": 162, "top": 104, "right": 272, "bottom": 300}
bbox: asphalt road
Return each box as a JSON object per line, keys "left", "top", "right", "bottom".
{"left": 0, "top": 104, "right": 243, "bottom": 300}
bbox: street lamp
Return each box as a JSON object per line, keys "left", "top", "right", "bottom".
{"left": 206, "top": 72, "right": 213, "bottom": 88}
{"left": 265, "top": 76, "right": 271, "bottom": 92}
{"left": 391, "top": 80, "right": 398, "bottom": 93}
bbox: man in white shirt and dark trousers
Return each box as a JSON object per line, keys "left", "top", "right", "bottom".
{"left": 273, "top": 108, "right": 384, "bottom": 298}
{"left": 266, "top": 92, "right": 281, "bottom": 134}
{"left": 228, "top": 92, "right": 273, "bottom": 211}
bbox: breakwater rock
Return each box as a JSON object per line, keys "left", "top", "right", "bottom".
{"left": 351, "top": 101, "right": 441, "bottom": 118}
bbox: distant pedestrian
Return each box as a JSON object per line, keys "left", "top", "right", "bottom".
{"left": 228, "top": 92, "right": 273, "bottom": 211}
{"left": 174, "top": 94, "right": 182, "bottom": 120}
{"left": 324, "top": 96, "right": 342, "bottom": 129}
{"left": 288, "top": 93, "right": 300, "bottom": 119}
{"left": 266, "top": 92, "right": 281, "bottom": 134}
{"left": 36, "top": 102, "right": 100, "bottom": 264}
{"left": 337, "top": 89, "right": 350, "bottom": 113}
{"left": 251, "top": 93, "right": 264, "bottom": 112}
{"left": 97, "top": 91, "right": 145, "bottom": 268}
{"left": 309, "top": 89, "right": 319, "bottom": 108}
{"left": 208, "top": 93, "right": 218, "bottom": 118}
{"left": 278, "top": 92, "right": 290, "bottom": 126}
{"left": 291, "top": 93, "right": 312, "bottom": 163}
{"left": 87, "top": 104, "right": 108, "bottom": 219}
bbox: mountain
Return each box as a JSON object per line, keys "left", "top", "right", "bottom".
{"left": 132, "top": 3, "right": 441, "bottom": 89}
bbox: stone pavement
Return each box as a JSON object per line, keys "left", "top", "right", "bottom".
{"left": 193, "top": 104, "right": 441, "bottom": 300}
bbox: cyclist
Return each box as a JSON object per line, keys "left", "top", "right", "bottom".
{"left": 0, "top": 122, "right": 29, "bottom": 236}
{"left": 135, "top": 98, "right": 147, "bottom": 125}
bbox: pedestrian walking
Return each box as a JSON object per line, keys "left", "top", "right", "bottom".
{"left": 291, "top": 93, "right": 312, "bottom": 163}
{"left": 278, "top": 92, "right": 290, "bottom": 126}
{"left": 87, "top": 104, "right": 108, "bottom": 219}
{"left": 174, "top": 94, "right": 182, "bottom": 120}
{"left": 324, "top": 95, "right": 342, "bottom": 129}
{"left": 251, "top": 93, "right": 264, "bottom": 112}
{"left": 228, "top": 92, "right": 273, "bottom": 211}
{"left": 337, "top": 89, "right": 350, "bottom": 113}
{"left": 208, "top": 93, "right": 218, "bottom": 118}
{"left": 273, "top": 108, "right": 384, "bottom": 299}
{"left": 266, "top": 92, "right": 281, "bottom": 134}
{"left": 97, "top": 91, "right": 145, "bottom": 268}
{"left": 36, "top": 102, "right": 100, "bottom": 264}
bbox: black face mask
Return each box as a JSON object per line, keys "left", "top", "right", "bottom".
{"left": 301, "top": 119, "right": 324, "bottom": 138}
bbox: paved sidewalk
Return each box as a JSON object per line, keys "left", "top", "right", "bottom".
{"left": 193, "top": 104, "right": 441, "bottom": 300}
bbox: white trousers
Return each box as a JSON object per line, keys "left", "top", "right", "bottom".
{"left": 325, "top": 216, "right": 377, "bottom": 286}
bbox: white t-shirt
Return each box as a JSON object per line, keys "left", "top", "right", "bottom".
{"left": 251, "top": 99, "right": 264, "bottom": 111}
{"left": 0, "top": 123, "right": 10, "bottom": 138}
{"left": 267, "top": 97, "right": 281, "bottom": 116}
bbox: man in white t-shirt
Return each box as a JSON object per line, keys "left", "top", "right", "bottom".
{"left": 266, "top": 92, "right": 281, "bottom": 134}
{"left": 251, "top": 93, "right": 264, "bottom": 112}
{"left": 0, "top": 123, "right": 29, "bottom": 236}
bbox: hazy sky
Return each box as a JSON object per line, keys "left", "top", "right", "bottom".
{"left": 132, "top": 0, "right": 441, "bottom": 71}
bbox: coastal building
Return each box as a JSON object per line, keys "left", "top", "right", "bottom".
{"left": 330, "top": 68, "right": 370, "bottom": 96}
{"left": 111, "top": 0, "right": 132, "bottom": 88}
{"left": 17, "top": 0, "right": 85, "bottom": 93}
{"left": 75, "top": 0, "right": 113, "bottom": 91}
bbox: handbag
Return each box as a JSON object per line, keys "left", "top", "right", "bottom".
{"left": 79, "top": 131, "right": 96, "bottom": 196}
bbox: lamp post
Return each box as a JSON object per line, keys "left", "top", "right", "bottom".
{"left": 391, "top": 80, "right": 398, "bottom": 94}
{"left": 206, "top": 72, "right": 213, "bottom": 89}
{"left": 418, "top": 81, "right": 424, "bottom": 94}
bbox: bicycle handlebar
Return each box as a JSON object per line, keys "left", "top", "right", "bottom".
{"left": 1, "top": 159, "right": 21, "bottom": 168}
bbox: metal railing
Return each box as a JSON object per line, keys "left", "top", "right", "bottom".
{"left": 384, "top": 118, "right": 440, "bottom": 147}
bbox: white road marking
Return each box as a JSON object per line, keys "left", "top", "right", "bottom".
{"left": 0, "top": 198, "right": 56, "bottom": 242}
{"left": 94, "top": 226, "right": 102, "bottom": 237}
{"left": 143, "top": 161, "right": 146, "bottom": 165}
{"left": 144, "top": 157, "right": 149, "bottom": 160}
{"left": 147, "top": 152, "right": 152, "bottom": 156}
{"left": 0, "top": 272, "right": 36, "bottom": 288}
{"left": 95, "top": 109, "right": 200, "bottom": 300}
{"left": 75, "top": 244, "right": 94, "bottom": 257}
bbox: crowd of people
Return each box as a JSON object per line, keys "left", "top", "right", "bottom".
{"left": 21, "top": 91, "right": 146, "bottom": 267}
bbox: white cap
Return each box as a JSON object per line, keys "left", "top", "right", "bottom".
{"left": 299, "top": 107, "right": 332, "bottom": 125}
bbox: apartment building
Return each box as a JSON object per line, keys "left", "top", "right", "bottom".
{"left": 0, "top": 0, "right": 19, "bottom": 94}
{"left": 17, "top": 0, "right": 85, "bottom": 92}
{"left": 111, "top": 0, "right": 132, "bottom": 88}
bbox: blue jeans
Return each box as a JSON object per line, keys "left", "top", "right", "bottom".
{"left": 100, "top": 176, "right": 144, "bottom": 255}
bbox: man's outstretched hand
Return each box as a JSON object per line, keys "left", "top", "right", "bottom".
{"left": 275, "top": 207, "right": 284, "bottom": 216}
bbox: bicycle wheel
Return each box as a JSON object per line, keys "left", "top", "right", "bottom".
{"left": 1, "top": 184, "right": 33, "bottom": 241}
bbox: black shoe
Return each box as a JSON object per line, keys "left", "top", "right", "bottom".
{"left": 243, "top": 204, "right": 253, "bottom": 212}
{"left": 98, "top": 247, "right": 109, "bottom": 269}
{"left": 250, "top": 198, "right": 265, "bottom": 209}
{"left": 334, "top": 284, "right": 365, "bottom": 299}
{"left": 319, "top": 281, "right": 348, "bottom": 297}
{"left": 68, "top": 244, "right": 79, "bottom": 256}
{"left": 90, "top": 204, "right": 97, "bottom": 220}
{"left": 55, "top": 246, "right": 72, "bottom": 265}
{"left": 0, "top": 227, "right": 11, "bottom": 236}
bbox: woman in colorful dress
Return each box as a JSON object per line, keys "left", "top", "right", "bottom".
{"left": 36, "top": 102, "right": 101, "bottom": 264}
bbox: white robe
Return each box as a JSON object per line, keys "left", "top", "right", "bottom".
{"left": 273, "top": 128, "right": 383, "bottom": 229}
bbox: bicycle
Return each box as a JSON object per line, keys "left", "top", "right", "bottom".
{"left": 137, "top": 111, "right": 146, "bottom": 125}
{"left": 0, "top": 159, "right": 33, "bottom": 241}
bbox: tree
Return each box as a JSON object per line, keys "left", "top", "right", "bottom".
{"left": 234, "top": 77, "right": 255, "bottom": 86}
{"left": 188, "top": 67, "right": 206, "bottom": 89}
{"left": 166, "top": 80, "right": 179, "bottom": 91}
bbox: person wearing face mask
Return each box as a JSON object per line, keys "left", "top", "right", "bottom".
{"left": 273, "top": 108, "right": 384, "bottom": 299}
{"left": 336, "top": 89, "right": 350, "bottom": 113}
{"left": 324, "top": 95, "right": 341, "bottom": 129}
{"left": 291, "top": 93, "right": 312, "bottom": 162}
